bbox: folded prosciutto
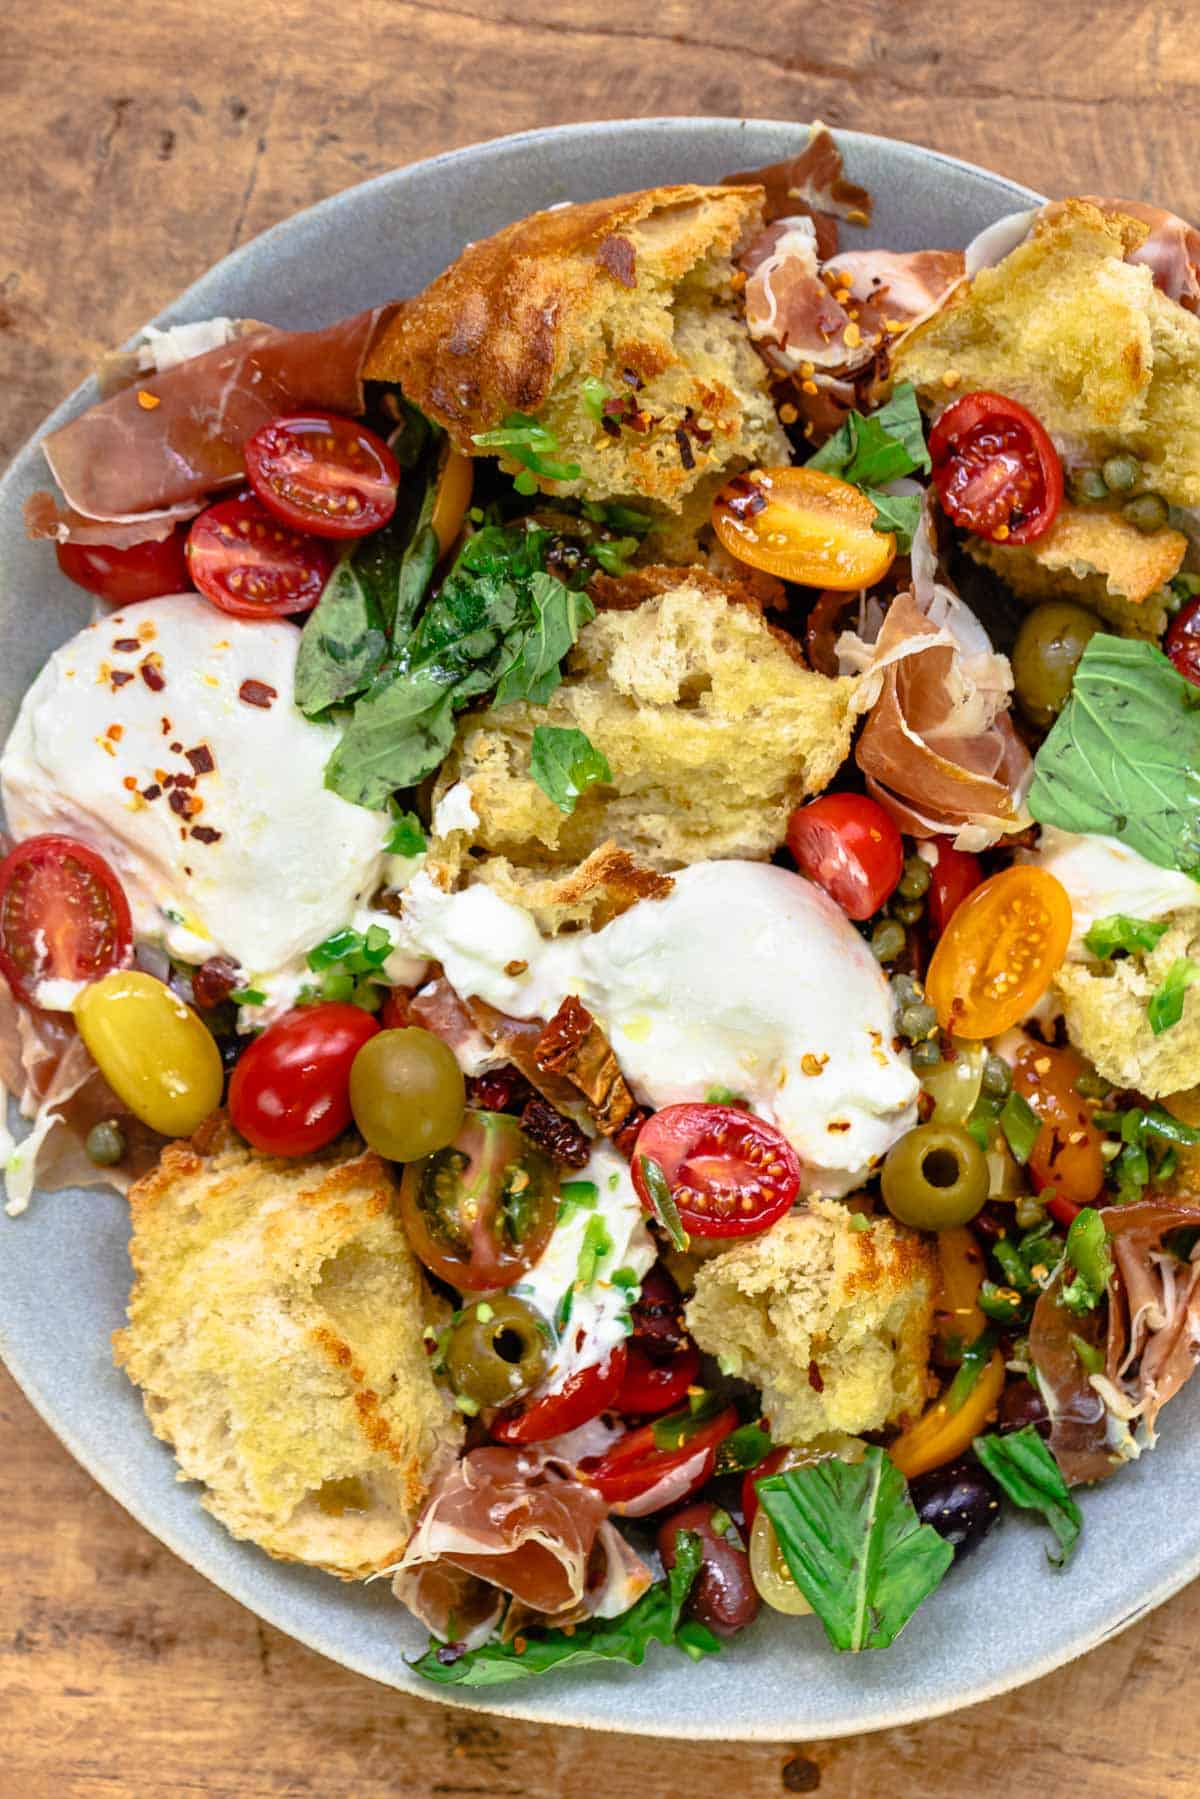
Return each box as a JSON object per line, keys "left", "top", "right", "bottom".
{"left": 32, "top": 307, "right": 389, "bottom": 534}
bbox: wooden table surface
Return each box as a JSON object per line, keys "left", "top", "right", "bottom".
{"left": 5, "top": 3, "right": 1200, "bottom": 1792}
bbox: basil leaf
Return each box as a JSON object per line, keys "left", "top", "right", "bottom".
{"left": 324, "top": 667, "right": 458, "bottom": 809}
{"left": 410, "top": 1528, "right": 720, "bottom": 1686}
{"left": 864, "top": 488, "right": 922, "bottom": 553}
{"left": 295, "top": 554, "right": 390, "bottom": 716}
{"left": 1029, "top": 635, "right": 1200, "bottom": 878}
{"left": 972, "top": 1426, "right": 1082, "bottom": 1567}
{"left": 1149, "top": 957, "right": 1200, "bottom": 1035}
{"left": 715, "top": 1422, "right": 773, "bottom": 1475}
{"left": 639, "top": 1153, "right": 689, "bottom": 1252}
{"left": 530, "top": 725, "right": 612, "bottom": 815}
{"left": 999, "top": 1090, "right": 1041, "bottom": 1165}
{"left": 385, "top": 809, "right": 426, "bottom": 857}
{"left": 1083, "top": 913, "right": 1171, "bottom": 959}
{"left": 807, "top": 383, "right": 930, "bottom": 485}
{"left": 758, "top": 1448, "right": 953, "bottom": 1651}
{"left": 494, "top": 575, "right": 595, "bottom": 707}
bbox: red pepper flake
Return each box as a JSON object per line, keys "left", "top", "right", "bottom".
{"left": 170, "top": 740, "right": 183, "bottom": 754}
{"left": 160, "top": 716, "right": 172, "bottom": 735}
{"left": 808, "top": 1360, "right": 825, "bottom": 1393}
{"left": 107, "top": 722, "right": 124, "bottom": 742}
{"left": 122, "top": 775, "right": 138, "bottom": 791}
{"left": 596, "top": 233, "right": 637, "bottom": 288}
{"left": 141, "top": 784, "right": 162, "bottom": 802}
{"left": 239, "top": 679, "right": 277, "bottom": 709}
{"left": 136, "top": 389, "right": 161, "bottom": 411}
{"left": 112, "top": 637, "right": 141, "bottom": 654}
{"left": 111, "top": 670, "right": 134, "bottom": 689}
{"left": 189, "top": 825, "right": 223, "bottom": 845}
{"left": 168, "top": 789, "right": 192, "bottom": 818}
{"left": 140, "top": 656, "right": 166, "bottom": 693}
{"left": 674, "top": 426, "right": 696, "bottom": 471}
{"left": 185, "top": 744, "right": 215, "bottom": 775}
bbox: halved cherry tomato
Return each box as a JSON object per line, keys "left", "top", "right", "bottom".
{"left": 614, "top": 1340, "right": 700, "bottom": 1418}
{"left": 399, "top": 1110, "right": 558, "bottom": 1290}
{"left": 245, "top": 412, "right": 400, "bottom": 539}
{"left": 186, "top": 495, "right": 334, "bottom": 617}
{"left": 1166, "top": 597, "right": 1200, "bottom": 689}
{"left": 711, "top": 466, "right": 896, "bottom": 590}
{"left": 786, "top": 792, "right": 904, "bottom": 921}
{"left": 930, "top": 391, "right": 1063, "bottom": 546}
{"left": 1012, "top": 1042, "right": 1105, "bottom": 1209}
{"left": 632, "top": 1105, "right": 802, "bottom": 1239}
{"left": 581, "top": 1404, "right": 738, "bottom": 1514}
{"left": 491, "top": 1344, "right": 628, "bottom": 1443}
{"left": 928, "top": 841, "right": 983, "bottom": 939}
{"left": 924, "top": 867, "right": 1072, "bottom": 1039}
{"left": 430, "top": 445, "right": 475, "bottom": 556}
{"left": 228, "top": 1002, "right": 379, "bottom": 1157}
{"left": 0, "top": 834, "right": 132, "bottom": 1006}
{"left": 56, "top": 531, "right": 191, "bottom": 605}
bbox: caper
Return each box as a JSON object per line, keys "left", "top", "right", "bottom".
{"left": 1068, "top": 468, "right": 1109, "bottom": 504}
{"left": 892, "top": 899, "right": 925, "bottom": 925}
{"left": 1122, "top": 491, "right": 1170, "bottom": 534}
{"left": 1011, "top": 601, "right": 1102, "bottom": 730}
{"left": 892, "top": 973, "right": 924, "bottom": 1009}
{"left": 85, "top": 1119, "right": 127, "bottom": 1166}
{"left": 871, "top": 919, "right": 907, "bottom": 964}
{"left": 897, "top": 856, "right": 931, "bottom": 900}
{"left": 443, "top": 1293, "right": 550, "bottom": 1408}
{"left": 881, "top": 1122, "right": 990, "bottom": 1230}
{"left": 911, "top": 1040, "right": 943, "bottom": 1070}
{"left": 898, "top": 1001, "right": 938, "bottom": 1043}
{"left": 981, "top": 1054, "right": 1013, "bottom": 1100}
{"left": 1101, "top": 453, "right": 1140, "bottom": 493}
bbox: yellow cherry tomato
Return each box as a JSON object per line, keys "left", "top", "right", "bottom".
{"left": 932, "top": 1226, "right": 987, "bottom": 1363}
{"left": 431, "top": 446, "right": 474, "bottom": 555}
{"left": 711, "top": 466, "right": 896, "bottom": 590}
{"left": 889, "top": 1349, "right": 1006, "bottom": 1480}
{"left": 74, "top": 970, "right": 223, "bottom": 1137}
{"left": 924, "top": 866, "right": 1072, "bottom": 1039}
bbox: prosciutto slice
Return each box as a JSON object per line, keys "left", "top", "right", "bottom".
{"left": 37, "top": 306, "right": 389, "bottom": 529}
{"left": 1083, "top": 198, "right": 1200, "bottom": 312}
{"left": 726, "top": 120, "right": 871, "bottom": 257}
{"left": 838, "top": 582, "right": 1032, "bottom": 851}
{"left": 24, "top": 490, "right": 201, "bottom": 548}
{"left": 1031, "top": 1201, "right": 1200, "bottom": 1483}
{"left": 389, "top": 1446, "right": 650, "bottom": 1643}
{"left": 741, "top": 216, "right": 871, "bottom": 377}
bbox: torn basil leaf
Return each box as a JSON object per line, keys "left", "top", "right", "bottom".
{"left": 972, "top": 1426, "right": 1082, "bottom": 1566}
{"left": 1148, "top": 957, "right": 1200, "bottom": 1035}
{"left": 530, "top": 724, "right": 612, "bottom": 814}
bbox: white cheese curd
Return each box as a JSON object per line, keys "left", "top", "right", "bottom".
{"left": 511, "top": 1142, "right": 656, "bottom": 1392}
{"left": 431, "top": 780, "right": 479, "bottom": 837}
{"left": 1033, "top": 824, "right": 1200, "bottom": 957}
{"left": 0, "top": 595, "right": 392, "bottom": 1001}
{"left": 398, "top": 860, "right": 918, "bottom": 1196}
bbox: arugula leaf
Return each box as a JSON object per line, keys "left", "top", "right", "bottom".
{"left": 639, "top": 1154, "right": 689, "bottom": 1251}
{"left": 1029, "top": 635, "right": 1200, "bottom": 878}
{"left": 757, "top": 1448, "right": 953, "bottom": 1652}
{"left": 1149, "top": 957, "right": 1200, "bottom": 1035}
{"left": 863, "top": 487, "right": 922, "bottom": 553}
{"left": 385, "top": 809, "right": 426, "bottom": 857}
{"left": 1083, "top": 913, "right": 1170, "bottom": 959}
{"left": 999, "top": 1090, "right": 1041, "bottom": 1165}
{"left": 972, "top": 1426, "right": 1082, "bottom": 1566}
{"left": 409, "top": 1529, "right": 720, "bottom": 1686}
{"left": 530, "top": 725, "right": 612, "bottom": 815}
{"left": 807, "top": 383, "right": 930, "bottom": 484}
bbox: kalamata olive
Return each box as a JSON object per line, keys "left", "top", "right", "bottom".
{"left": 908, "top": 1456, "right": 1002, "bottom": 1562}
{"left": 657, "top": 1501, "right": 761, "bottom": 1637}
{"left": 1012, "top": 601, "right": 1101, "bottom": 730}
{"left": 998, "top": 1377, "right": 1050, "bottom": 1435}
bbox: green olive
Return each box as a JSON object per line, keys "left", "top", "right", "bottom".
{"left": 1122, "top": 491, "right": 1170, "bottom": 534}
{"left": 443, "top": 1294, "right": 550, "bottom": 1408}
{"left": 1101, "top": 453, "right": 1140, "bottom": 493}
{"left": 881, "top": 1122, "right": 990, "bottom": 1230}
{"left": 1011, "top": 601, "right": 1102, "bottom": 730}
{"left": 349, "top": 1027, "right": 466, "bottom": 1162}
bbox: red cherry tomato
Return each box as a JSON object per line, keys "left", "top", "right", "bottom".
{"left": 785, "top": 792, "right": 904, "bottom": 921}
{"left": 56, "top": 531, "right": 191, "bottom": 605}
{"left": 490, "top": 1345, "right": 628, "bottom": 1444}
{"left": 228, "top": 1002, "right": 379, "bottom": 1156}
{"left": 244, "top": 412, "right": 400, "bottom": 540}
{"left": 186, "top": 495, "right": 334, "bottom": 618}
{"left": 632, "top": 1104, "right": 802, "bottom": 1240}
{"left": 1166, "top": 597, "right": 1200, "bottom": 689}
{"left": 927, "top": 841, "right": 983, "bottom": 939}
{"left": 581, "top": 1405, "right": 738, "bottom": 1513}
{"left": 614, "top": 1340, "right": 700, "bottom": 1418}
{"left": 741, "top": 1445, "right": 789, "bottom": 1534}
{"left": 0, "top": 835, "right": 133, "bottom": 1008}
{"left": 930, "top": 391, "right": 1063, "bottom": 545}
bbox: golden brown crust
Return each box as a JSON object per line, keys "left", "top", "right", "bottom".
{"left": 587, "top": 560, "right": 787, "bottom": 614}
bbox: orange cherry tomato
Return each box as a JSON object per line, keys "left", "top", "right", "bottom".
{"left": 924, "top": 866, "right": 1072, "bottom": 1040}
{"left": 1012, "top": 1042, "right": 1105, "bottom": 1209}
{"left": 430, "top": 446, "right": 475, "bottom": 555}
{"left": 711, "top": 467, "right": 896, "bottom": 590}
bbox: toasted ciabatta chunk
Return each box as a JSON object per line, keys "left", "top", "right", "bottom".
{"left": 1055, "top": 911, "right": 1200, "bottom": 1099}
{"left": 366, "top": 184, "right": 789, "bottom": 520}
{"left": 113, "top": 1129, "right": 461, "bottom": 1578}
{"left": 893, "top": 201, "right": 1200, "bottom": 510}
{"left": 426, "top": 571, "right": 857, "bottom": 932}
{"left": 684, "top": 1204, "right": 935, "bottom": 1444}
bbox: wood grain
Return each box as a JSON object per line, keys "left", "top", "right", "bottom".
{"left": 4, "top": 2, "right": 1200, "bottom": 1791}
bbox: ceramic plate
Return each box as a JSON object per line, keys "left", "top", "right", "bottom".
{"left": 0, "top": 120, "right": 1186, "bottom": 1739}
